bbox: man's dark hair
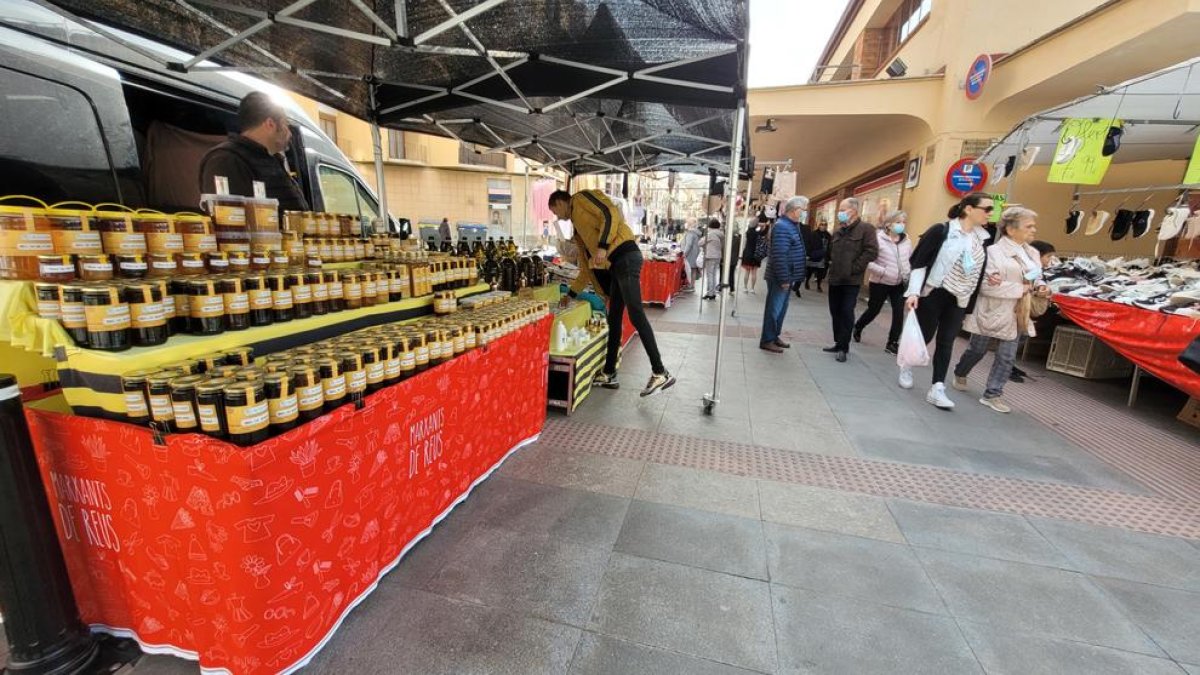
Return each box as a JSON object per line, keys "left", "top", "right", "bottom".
{"left": 548, "top": 190, "right": 572, "bottom": 207}
{"left": 239, "top": 92, "right": 284, "bottom": 132}
{"left": 708, "top": 218, "right": 721, "bottom": 228}
{"left": 1030, "top": 240, "right": 1056, "bottom": 256}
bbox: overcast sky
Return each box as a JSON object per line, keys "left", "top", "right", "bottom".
{"left": 748, "top": 0, "right": 850, "bottom": 88}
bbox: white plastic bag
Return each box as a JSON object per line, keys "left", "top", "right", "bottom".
{"left": 896, "top": 311, "right": 931, "bottom": 368}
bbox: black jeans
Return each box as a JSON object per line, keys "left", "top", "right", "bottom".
{"left": 603, "top": 249, "right": 665, "bottom": 376}
{"left": 854, "top": 282, "right": 905, "bottom": 344}
{"left": 828, "top": 284, "right": 860, "bottom": 351}
{"left": 914, "top": 287, "right": 967, "bottom": 385}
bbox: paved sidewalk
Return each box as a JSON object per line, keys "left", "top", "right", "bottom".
{"left": 122, "top": 283, "right": 1200, "bottom": 673}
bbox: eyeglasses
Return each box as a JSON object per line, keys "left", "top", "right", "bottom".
{"left": 975, "top": 205, "right": 995, "bottom": 213}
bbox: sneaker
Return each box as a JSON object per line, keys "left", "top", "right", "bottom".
{"left": 898, "top": 367, "right": 914, "bottom": 389}
{"left": 979, "top": 396, "right": 1012, "bottom": 414}
{"left": 885, "top": 341, "right": 899, "bottom": 355}
{"left": 592, "top": 372, "right": 619, "bottom": 389}
{"left": 641, "top": 371, "right": 676, "bottom": 397}
{"left": 926, "top": 383, "right": 955, "bottom": 410}
{"left": 952, "top": 375, "right": 969, "bottom": 391}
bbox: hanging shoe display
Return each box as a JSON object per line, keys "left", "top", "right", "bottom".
{"left": 1132, "top": 209, "right": 1154, "bottom": 238}
{"left": 1065, "top": 210, "right": 1082, "bottom": 235}
{"left": 1083, "top": 209, "right": 1111, "bottom": 236}
{"left": 1110, "top": 209, "right": 1135, "bottom": 240}
{"left": 1158, "top": 206, "right": 1190, "bottom": 241}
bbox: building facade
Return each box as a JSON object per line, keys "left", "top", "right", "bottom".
{"left": 748, "top": 0, "right": 1200, "bottom": 256}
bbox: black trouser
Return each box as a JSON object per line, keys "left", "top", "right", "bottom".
{"left": 854, "top": 282, "right": 906, "bottom": 345}
{"left": 914, "top": 287, "right": 967, "bottom": 385}
{"left": 828, "top": 284, "right": 860, "bottom": 351}
{"left": 805, "top": 264, "right": 827, "bottom": 286}
{"left": 603, "top": 249, "right": 665, "bottom": 376}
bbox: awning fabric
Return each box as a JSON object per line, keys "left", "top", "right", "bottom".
{"left": 40, "top": 0, "right": 750, "bottom": 175}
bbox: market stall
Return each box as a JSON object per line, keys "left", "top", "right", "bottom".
{"left": 640, "top": 256, "right": 686, "bottom": 307}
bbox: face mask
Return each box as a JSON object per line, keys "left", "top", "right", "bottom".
{"left": 837, "top": 211, "right": 850, "bottom": 224}
{"left": 892, "top": 223, "right": 905, "bottom": 235}
{"left": 798, "top": 211, "right": 809, "bottom": 224}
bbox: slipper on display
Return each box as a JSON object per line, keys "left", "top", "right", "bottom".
{"left": 1084, "top": 209, "right": 1111, "bottom": 236}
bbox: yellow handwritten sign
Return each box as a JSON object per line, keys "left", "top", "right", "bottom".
{"left": 1047, "top": 118, "right": 1120, "bottom": 185}
{"left": 1184, "top": 133, "right": 1200, "bottom": 185}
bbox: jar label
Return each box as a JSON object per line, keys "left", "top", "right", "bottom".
{"left": 429, "top": 342, "right": 442, "bottom": 359}
{"left": 37, "top": 299, "right": 61, "bottom": 319}
{"left": 230, "top": 257, "right": 250, "bottom": 268}
{"left": 345, "top": 370, "right": 367, "bottom": 393}
{"left": 362, "top": 280, "right": 377, "bottom": 297}
{"left": 253, "top": 207, "right": 279, "bottom": 229}
{"left": 465, "top": 331, "right": 477, "bottom": 348}
{"left": 183, "top": 233, "right": 218, "bottom": 252}
{"left": 292, "top": 285, "right": 312, "bottom": 303}
{"left": 85, "top": 303, "right": 131, "bottom": 330}
{"left": 400, "top": 353, "right": 416, "bottom": 369}
{"left": 209, "top": 260, "right": 230, "bottom": 270}
{"left": 192, "top": 295, "right": 224, "bottom": 318}
{"left": 297, "top": 384, "right": 324, "bottom": 410}
{"left": 390, "top": 278, "right": 405, "bottom": 294}
{"left": 329, "top": 282, "right": 344, "bottom": 299}
{"left": 101, "top": 232, "right": 148, "bottom": 252}
{"left": 174, "top": 294, "right": 190, "bottom": 316}
{"left": 0, "top": 231, "right": 53, "bottom": 254}
{"left": 273, "top": 254, "right": 290, "bottom": 266}
{"left": 119, "top": 261, "right": 149, "bottom": 272}
{"left": 124, "top": 392, "right": 148, "bottom": 417}
{"left": 454, "top": 336, "right": 465, "bottom": 352}
{"left": 181, "top": 258, "right": 206, "bottom": 269}
{"left": 226, "top": 401, "right": 269, "bottom": 434}
{"left": 345, "top": 283, "right": 363, "bottom": 301}
{"left": 415, "top": 346, "right": 430, "bottom": 364}
{"left": 268, "top": 394, "right": 299, "bottom": 424}
{"left": 322, "top": 377, "right": 346, "bottom": 399}
{"left": 224, "top": 292, "right": 250, "bottom": 314}
{"left": 272, "top": 290, "right": 293, "bottom": 308}
{"left": 442, "top": 340, "right": 454, "bottom": 357}
{"left": 214, "top": 205, "right": 247, "bottom": 226}
{"left": 131, "top": 301, "right": 166, "bottom": 328}
{"left": 152, "top": 260, "right": 177, "bottom": 270}
{"left": 385, "top": 359, "right": 401, "bottom": 378}
{"left": 249, "top": 289, "right": 273, "bottom": 310}
{"left": 160, "top": 297, "right": 176, "bottom": 319}
{"left": 80, "top": 262, "right": 111, "bottom": 273}
{"left": 366, "top": 362, "right": 385, "bottom": 383}
{"left": 51, "top": 230, "right": 103, "bottom": 254}
{"left": 312, "top": 283, "right": 329, "bottom": 301}
{"left": 252, "top": 255, "right": 270, "bottom": 266}
{"left": 304, "top": 243, "right": 319, "bottom": 256}
{"left": 149, "top": 394, "right": 174, "bottom": 421}
{"left": 40, "top": 262, "right": 75, "bottom": 276}
{"left": 60, "top": 301, "right": 86, "bottom": 328}
{"left": 198, "top": 404, "right": 221, "bottom": 432}
{"left": 146, "top": 232, "right": 184, "bottom": 252}
{"left": 172, "top": 400, "right": 197, "bottom": 428}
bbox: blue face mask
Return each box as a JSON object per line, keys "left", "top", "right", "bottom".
{"left": 837, "top": 211, "right": 850, "bottom": 224}
{"left": 892, "top": 223, "right": 906, "bottom": 234}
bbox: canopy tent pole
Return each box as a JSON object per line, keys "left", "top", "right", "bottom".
{"left": 704, "top": 102, "right": 746, "bottom": 415}
{"left": 730, "top": 175, "right": 752, "bottom": 318}
{"left": 368, "top": 84, "right": 391, "bottom": 234}
{"left": 524, "top": 163, "right": 530, "bottom": 249}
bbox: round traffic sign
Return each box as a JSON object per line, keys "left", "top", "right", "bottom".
{"left": 965, "top": 54, "right": 992, "bottom": 100}
{"left": 945, "top": 158, "right": 988, "bottom": 197}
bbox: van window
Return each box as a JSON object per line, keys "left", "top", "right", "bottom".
{"left": 317, "top": 164, "right": 381, "bottom": 222}
{"left": 0, "top": 67, "right": 118, "bottom": 204}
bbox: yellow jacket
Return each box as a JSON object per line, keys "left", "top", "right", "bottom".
{"left": 568, "top": 190, "right": 636, "bottom": 296}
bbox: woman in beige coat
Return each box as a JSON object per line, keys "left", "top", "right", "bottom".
{"left": 951, "top": 207, "right": 1049, "bottom": 413}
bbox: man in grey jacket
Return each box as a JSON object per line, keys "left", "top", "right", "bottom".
{"left": 824, "top": 197, "right": 879, "bottom": 362}
{"left": 680, "top": 218, "right": 701, "bottom": 291}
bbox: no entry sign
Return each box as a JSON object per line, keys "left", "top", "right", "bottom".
{"left": 945, "top": 158, "right": 988, "bottom": 197}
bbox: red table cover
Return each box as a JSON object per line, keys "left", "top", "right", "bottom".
{"left": 1054, "top": 295, "right": 1200, "bottom": 398}
{"left": 24, "top": 317, "right": 550, "bottom": 674}
{"left": 640, "top": 258, "right": 685, "bottom": 307}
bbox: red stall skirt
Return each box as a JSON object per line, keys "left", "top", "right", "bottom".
{"left": 640, "top": 258, "right": 685, "bottom": 307}
{"left": 25, "top": 317, "right": 550, "bottom": 674}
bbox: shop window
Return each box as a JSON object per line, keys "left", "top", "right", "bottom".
{"left": 319, "top": 114, "right": 338, "bottom": 144}
{"left": 387, "top": 129, "right": 404, "bottom": 160}
{"left": 899, "top": 0, "right": 932, "bottom": 44}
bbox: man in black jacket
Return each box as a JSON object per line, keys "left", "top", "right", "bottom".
{"left": 824, "top": 197, "right": 879, "bottom": 362}
{"left": 199, "top": 92, "right": 309, "bottom": 211}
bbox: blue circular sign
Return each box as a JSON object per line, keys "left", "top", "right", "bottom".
{"left": 945, "top": 158, "right": 989, "bottom": 197}
{"left": 965, "top": 54, "right": 992, "bottom": 100}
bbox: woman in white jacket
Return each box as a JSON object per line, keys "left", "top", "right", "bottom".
{"left": 853, "top": 210, "right": 912, "bottom": 354}
{"left": 951, "top": 206, "right": 1049, "bottom": 414}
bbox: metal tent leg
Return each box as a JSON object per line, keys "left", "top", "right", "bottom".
{"left": 368, "top": 85, "right": 390, "bottom": 233}
{"left": 704, "top": 102, "right": 746, "bottom": 416}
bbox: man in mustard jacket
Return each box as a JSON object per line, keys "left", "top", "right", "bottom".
{"left": 549, "top": 189, "right": 675, "bottom": 397}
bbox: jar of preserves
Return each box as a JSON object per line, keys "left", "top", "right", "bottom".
{"left": 38, "top": 254, "right": 76, "bottom": 282}
{"left": 388, "top": 269, "right": 405, "bottom": 302}
{"left": 168, "top": 279, "right": 191, "bottom": 333}
{"left": 361, "top": 270, "right": 378, "bottom": 306}
{"left": 223, "top": 379, "right": 270, "bottom": 446}
{"left": 243, "top": 274, "right": 274, "bottom": 327}
{"left": 341, "top": 352, "right": 367, "bottom": 400}
{"left": 317, "top": 357, "right": 346, "bottom": 411}
{"left": 288, "top": 272, "right": 312, "bottom": 319}
{"left": 235, "top": 366, "right": 265, "bottom": 383}
{"left": 59, "top": 283, "right": 89, "bottom": 346}
{"left": 267, "top": 274, "right": 293, "bottom": 322}
{"left": 93, "top": 204, "right": 148, "bottom": 255}
{"left": 270, "top": 250, "right": 290, "bottom": 271}
{"left": 222, "top": 347, "right": 254, "bottom": 367}
{"left": 83, "top": 284, "right": 130, "bottom": 351}
{"left": 304, "top": 238, "right": 319, "bottom": 259}
{"left": 249, "top": 250, "right": 271, "bottom": 272}
{"left": 246, "top": 197, "right": 280, "bottom": 233}
{"left": 124, "top": 282, "right": 168, "bottom": 347}
{"left": 76, "top": 253, "right": 114, "bottom": 281}
{"left": 305, "top": 254, "right": 323, "bottom": 270}
{"left": 326, "top": 270, "right": 344, "bottom": 312}
{"left": 0, "top": 197, "right": 53, "bottom": 280}
{"left": 330, "top": 238, "right": 345, "bottom": 263}
{"left": 188, "top": 278, "right": 226, "bottom": 335}
{"left": 174, "top": 213, "right": 218, "bottom": 253}
{"left": 195, "top": 353, "right": 221, "bottom": 374}
{"left": 462, "top": 321, "right": 478, "bottom": 350}
{"left": 146, "top": 252, "right": 178, "bottom": 278}
{"left": 162, "top": 359, "right": 201, "bottom": 376}
{"left": 178, "top": 252, "right": 206, "bottom": 276}
{"left": 133, "top": 211, "right": 184, "bottom": 256}
{"left": 34, "top": 282, "right": 61, "bottom": 320}
{"left": 360, "top": 344, "right": 385, "bottom": 393}
{"left": 354, "top": 240, "right": 367, "bottom": 261}
{"left": 318, "top": 238, "right": 333, "bottom": 261}
{"left": 145, "top": 370, "right": 183, "bottom": 429}
{"left": 316, "top": 213, "right": 333, "bottom": 238}
{"left": 205, "top": 194, "right": 247, "bottom": 233}
{"left": 281, "top": 211, "right": 303, "bottom": 234}
{"left": 196, "top": 378, "right": 230, "bottom": 439}
{"left": 219, "top": 276, "right": 251, "bottom": 331}
{"left": 205, "top": 251, "right": 230, "bottom": 273}
{"left": 114, "top": 253, "right": 148, "bottom": 279}
{"left": 379, "top": 337, "right": 401, "bottom": 385}
{"left": 343, "top": 272, "right": 363, "bottom": 310}
{"left": 44, "top": 203, "right": 102, "bottom": 257}
{"left": 228, "top": 251, "right": 251, "bottom": 272}
{"left": 411, "top": 332, "right": 429, "bottom": 373}
{"left": 448, "top": 325, "right": 466, "bottom": 356}
{"left": 307, "top": 271, "right": 328, "bottom": 315}
{"left": 169, "top": 374, "right": 205, "bottom": 433}
{"left": 120, "top": 369, "right": 153, "bottom": 424}
{"left": 263, "top": 371, "right": 298, "bottom": 434}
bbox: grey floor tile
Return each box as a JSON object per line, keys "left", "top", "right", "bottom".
{"left": 958, "top": 621, "right": 1188, "bottom": 675}
{"left": 424, "top": 527, "right": 612, "bottom": 627}
{"left": 588, "top": 553, "right": 776, "bottom": 673}
{"left": 129, "top": 655, "right": 200, "bottom": 674}
{"left": 614, "top": 501, "right": 767, "bottom": 580}
{"left": 764, "top": 522, "right": 945, "bottom": 614}
{"left": 789, "top": 423, "right": 858, "bottom": 457}
{"left": 658, "top": 412, "right": 751, "bottom": 443}
{"left": 916, "top": 548, "right": 1163, "bottom": 655}
{"left": 310, "top": 587, "right": 581, "bottom": 675}
{"left": 888, "top": 500, "right": 1069, "bottom": 567}
{"left": 771, "top": 585, "right": 981, "bottom": 675}
{"left": 634, "top": 464, "right": 760, "bottom": 519}
{"left": 383, "top": 513, "right": 471, "bottom": 589}
{"left": 498, "top": 445, "right": 646, "bottom": 498}
{"left": 451, "top": 477, "right": 630, "bottom": 549}
{"left": 1094, "top": 577, "right": 1200, "bottom": 665}
{"left": 1184, "top": 664, "right": 1200, "bottom": 675}
{"left": 569, "top": 632, "right": 763, "bottom": 675}
{"left": 758, "top": 481, "right": 904, "bottom": 543}
{"left": 1029, "top": 518, "right": 1200, "bottom": 592}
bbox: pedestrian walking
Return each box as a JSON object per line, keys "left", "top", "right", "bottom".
{"left": 899, "top": 192, "right": 994, "bottom": 410}
{"left": 741, "top": 215, "right": 769, "bottom": 293}
{"left": 680, "top": 218, "right": 701, "bottom": 291}
{"left": 952, "top": 207, "right": 1048, "bottom": 413}
{"left": 853, "top": 210, "right": 912, "bottom": 354}
{"left": 759, "top": 196, "right": 808, "bottom": 353}
{"left": 803, "top": 221, "right": 831, "bottom": 293}
{"left": 700, "top": 218, "right": 725, "bottom": 300}
{"left": 823, "top": 197, "right": 878, "bottom": 362}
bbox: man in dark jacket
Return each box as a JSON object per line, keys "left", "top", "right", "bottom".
{"left": 760, "top": 196, "right": 808, "bottom": 353}
{"left": 824, "top": 197, "right": 879, "bottom": 362}
{"left": 199, "top": 92, "right": 309, "bottom": 211}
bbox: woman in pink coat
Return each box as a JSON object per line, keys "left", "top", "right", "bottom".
{"left": 853, "top": 210, "right": 913, "bottom": 354}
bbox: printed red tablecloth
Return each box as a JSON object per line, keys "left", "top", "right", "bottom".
{"left": 1054, "top": 295, "right": 1200, "bottom": 398}
{"left": 641, "top": 258, "right": 685, "bottom": 307}
{"left": 24, "top": 317, "right": 551, "bottom": 674}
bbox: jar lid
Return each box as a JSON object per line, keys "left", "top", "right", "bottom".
{"left": 222, "top": 379, "right": 263, "bottom": 401}
{"left": 264, "top": 371, "right": 290, "bottom": 387}
{"left": 196, "top": 377, "right": 233, "bottom": 394}
{"left": 132, "top": 211, "right": 172, "bottom": 223}
{"left": 39, "top": 254, "right": 73, "bottom": 264}
{"left": 146, "top": 369, "right": 185, "bottom": 387}
{"left": 171, "top": 213, "right": 212, "bottom": 224}
{"left": 78, "top": 253, "right": 111, "bottom": 261}
{"left": 162, "top": 359, "right": 199, "bottom": 373}
{"left": 169, "top": 374, "right": 206, "bottom": 392}
{"left": 42, "top": 206, "right": 91, "bottom": 218}
{"left": 121, "top": 368, "right": 156, "bottom": 384}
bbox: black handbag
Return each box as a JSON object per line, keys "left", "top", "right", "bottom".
{"left": 1180, "top": 335, "right": 1200, "bottom": 375}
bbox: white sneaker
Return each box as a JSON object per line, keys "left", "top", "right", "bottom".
{"left": 898, "top": 367, "right": 914, "bottom": 390}
{"left": 952, "top": 375, "right": 969, "bottom": 391}
{"left": 926, "top": 383, "right": 955, "bottom": 410}
{"left": 979, "top": 396, "right": 1012, "bottom": 414}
